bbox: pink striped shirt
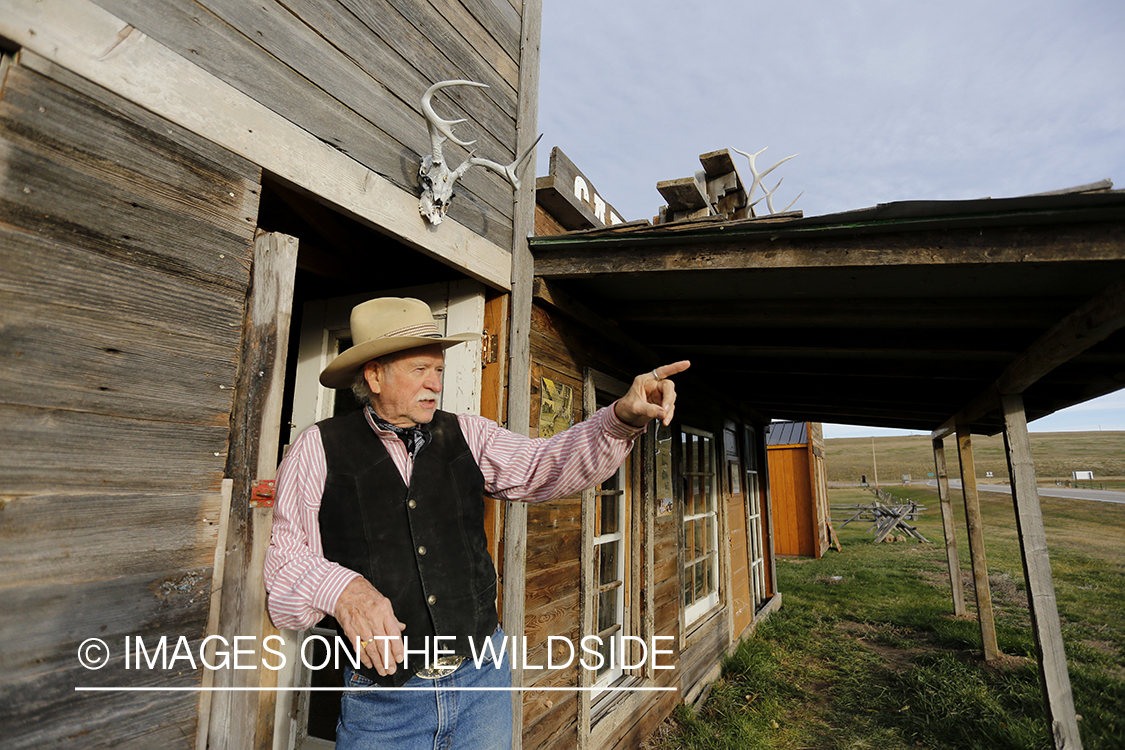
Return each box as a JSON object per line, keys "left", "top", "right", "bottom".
{"left": 264, "top": 405, "right": 642, "bottom": 630}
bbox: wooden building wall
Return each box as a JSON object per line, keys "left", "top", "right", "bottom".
{"left": 522, "top": 292, "right": 780, "bottom": 748}
{"left": 522, "top": 303, "right": 683, "bottom": 750}
{"left": 0, "top": 51, "right": 260, "bottom": 747}
{"left": 91, "top": 0, "right": 523, "bottom": 250}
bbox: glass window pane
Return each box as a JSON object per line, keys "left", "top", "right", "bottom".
{"left": 694, "top": 516, "right": 704, "bottom": 557}
{"left": 683, "top": 566, "right": 693, "bottom": 606}
{"left": 598, "top": 589, "right": 617, "bottom": 633}
{"left": 598, "top": 542, "right": 617, "bottom": 586}
{"left": 694, "top": 560, "right": 705, "bottom": 598}
{"left": 600, "top": 491, "right": 618, "bottom": 535}
{"left": 596, "top": 634, "right": 612, "bottom": 678}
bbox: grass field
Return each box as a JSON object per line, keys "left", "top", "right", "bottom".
{"left": 649, "top": 484, "right": 1125, "bottom": 750}
{"left": 825, "top": 430, "right": 1125, "bottom": 486}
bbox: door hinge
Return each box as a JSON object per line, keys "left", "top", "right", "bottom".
{"left": 481, "top": 329, "right": 499, "bottom": 367}
{"left": 251, "top": 479, "right": 276, "bottom": 508}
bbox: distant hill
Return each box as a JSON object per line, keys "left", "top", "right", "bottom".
{"left": 824, "top": 431, "right": 1125, "bottom": 483}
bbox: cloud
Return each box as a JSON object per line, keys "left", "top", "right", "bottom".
{"left": 538, "top": 0, "right": 1125, "bottom": 221}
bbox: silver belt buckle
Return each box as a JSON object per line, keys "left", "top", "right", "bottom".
{"left": 414, "top": 655, "right": 465, "bottom": 679}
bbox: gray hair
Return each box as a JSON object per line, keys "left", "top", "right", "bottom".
{"left": 349, "top": 353, "right": 398, "bottom": 406}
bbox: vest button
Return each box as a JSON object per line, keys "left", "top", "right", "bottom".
{"left": 428, "top": 595, "right": 437, "bottom": 605}
{"left": 418, "top": 545, "right": 427, "bottom": 555}
{"left": 408, "top": 499, "right": 417, "bottom": 509}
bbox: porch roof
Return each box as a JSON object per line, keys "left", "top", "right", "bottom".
{"left": 530, "top": 184, "right": 1125, "bottom": 435}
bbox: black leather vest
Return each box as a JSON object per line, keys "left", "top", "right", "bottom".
{"left": 317, "top": 409, "right": 498, "bottom": 686}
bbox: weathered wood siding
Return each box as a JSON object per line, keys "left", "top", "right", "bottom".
{"left": 524, "top": 304, "right": 682, "bottom": 750}
{"left": 0, "top": 52, "right": 259, "bottom": 748}
{"left": 93, "top": 0, "right": 521, "bottom": 250}
{"left": 524, "top": 306, "right": 584, "bottom": 749}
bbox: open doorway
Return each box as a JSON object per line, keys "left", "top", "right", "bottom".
{"left": 255, "top": 178, "right": 505, "bottom": 748}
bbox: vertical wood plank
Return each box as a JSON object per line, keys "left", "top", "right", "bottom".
{"left": 932, "top": 437, "right": 966, "bottom": 615}
{"left": 1001, "top": 394, "right": 1083, "bottom": 750}
{"left": 806, "top": 435, "right": 824, "bottom": 559}
{"left": 576, "top": 369, "right": 596, "bottom": 749}
{"left": 207, "top": 231, "right": 299, "bottom": 750}
{"left": 196, "top": 478, "right": 234, "bottom": 750}
{"left": 955, "top": 425, "right": 1000, "bottom": 662}
{"left": 506, "top": 3, "right": 541, "bottom": 748}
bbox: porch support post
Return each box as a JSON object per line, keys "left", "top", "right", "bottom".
{"left": 955, "top": 425, "right": 1001, "bottom": 662}
{"left": 503, "top": 3, "right": 542, "bottom": 748}
{"left": 932, "top": 437, "right": 966, "bottom": 615}
{"left": 1000, "top": 394, "right": 1083, "bottom": 750}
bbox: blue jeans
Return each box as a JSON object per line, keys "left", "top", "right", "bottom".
{"left": 336, "top": 627, "right": 512, "bottom": 750}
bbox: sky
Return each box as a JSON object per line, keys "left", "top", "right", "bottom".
{"left": 535, "top": 0, "right": 1125, "bottom": 438}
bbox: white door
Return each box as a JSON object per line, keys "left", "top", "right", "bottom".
{"left": 288, "top": 281, "right": 486, "bottom": 443}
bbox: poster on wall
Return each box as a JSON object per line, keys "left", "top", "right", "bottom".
{"left": 538, "top": 377, "right": 573, "bottom": 438}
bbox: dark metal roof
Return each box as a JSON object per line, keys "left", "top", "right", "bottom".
{"left": 530, "top": 186, "right": 1125, "bottom": 435}
{"left": 766, "top": 421, "right": 808, "bottom": 446}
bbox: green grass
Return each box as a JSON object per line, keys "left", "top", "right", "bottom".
{"left": 649, "top": 486, "right": 1125, "bottom": 750}
{"left": 824, "top": 431, "right": 1125, "bottom": 485}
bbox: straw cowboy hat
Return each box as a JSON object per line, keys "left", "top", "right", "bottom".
{"left": 319, "top": 297, "right": 480, "bottom": 388}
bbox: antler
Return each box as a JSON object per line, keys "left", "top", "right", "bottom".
{"left": 470, "top": 133, "right": 544, "bottom": 190}
{"left": 733, "top": 147, "right": 800, "bottom": 216}
{"left": 417, "top": 79, "right": 542, "bottom": 224}
{"left": 421, "top": 79, "right": 487, "bottom": 166}
{"left": 732, "top": 147, "right": 797, "bottom": 203}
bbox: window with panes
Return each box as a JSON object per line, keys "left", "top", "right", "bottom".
{"left": 592, "top": 456, "right": 630, "bottom": 688}
{"left": 743, "top": 427, "right": 767, "bottom": 609}
{"left": 682, "top": 426, "right": 719, "bottom": 624}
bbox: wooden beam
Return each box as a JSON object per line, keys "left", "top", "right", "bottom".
{"left": 505, "top": 4, "right": 541, "bottom": 748}
{"left": 656, "top": 176, "right": 711, "bottom": 212}
{"left": 933, "top": 277, "right": 1125, "bottom": 440}
{"left": 955, "top": 426, "right": 1001, "bottom": 663}
{"left": 533, "top": 221, "right": 1125, "bottom": 279}
{"left": 535, "top": 175, "right": 600, "bottom": 231}
{"left": 576, "top": 369, "right": 597, "bottom": 749}
{"left": 932, "top": 438, "right": 966, "bottom": 616}
{"left": 532, "top": 278, "right": 663, "bottom": 370}
{"left": 207, "top": 232, "right": 299, "bottom": 750}
{"left": 699, "top": 148, "right": 738, "bottom": 179}
{"left": 1000, "top": 394, "right": 1084, "bottom": 750}
{"left": 0, "top": 0, "right": 513, "bottom": 290}
{"left": 613, "top": 297, "right": 1077, "bottom": 329}
{"left": 196, "top": 478, "right": 234, "bottom": 750}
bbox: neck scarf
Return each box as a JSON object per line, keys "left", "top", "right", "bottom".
{"left": 367, "top": 407, "right": 432, "bottom": 458}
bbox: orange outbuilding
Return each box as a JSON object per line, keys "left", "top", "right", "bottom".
{"left": 766, "top": 421, "right": 831, "bottom": 558}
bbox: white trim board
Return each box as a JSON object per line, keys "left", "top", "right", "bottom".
{"left": 1, "top": 0, "right": 513, "bottom": 290}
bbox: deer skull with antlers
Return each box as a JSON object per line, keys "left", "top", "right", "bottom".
{"left": 418, "top": 79, "right": 542, "bottom": 225}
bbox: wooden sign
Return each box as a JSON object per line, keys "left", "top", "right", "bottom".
{"left": 535, "top": 147, "right": 626, "bottom": 230}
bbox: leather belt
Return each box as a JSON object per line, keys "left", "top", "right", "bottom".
{"left": 414, "top": 655, "right": 465, "bottom": 679}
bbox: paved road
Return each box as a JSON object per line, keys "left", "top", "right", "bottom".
{"left": 927, "top": 479, "right": 1125, "bottom": 505}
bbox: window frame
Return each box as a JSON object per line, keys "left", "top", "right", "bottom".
{"left": 681, "top": 426, "right": 720, "bottom": 626}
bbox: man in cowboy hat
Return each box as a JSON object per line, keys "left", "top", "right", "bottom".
{"left": 265, "top": 297, "right": 688, "bottom": 749}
